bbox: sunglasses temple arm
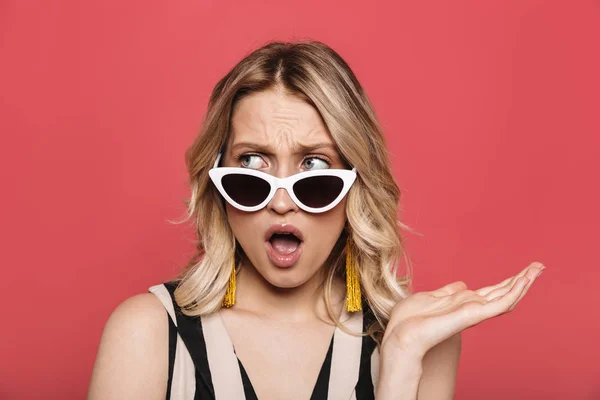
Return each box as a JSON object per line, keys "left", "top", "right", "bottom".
{"left": 213, "top": 153, "right": 223, "bottom": 168}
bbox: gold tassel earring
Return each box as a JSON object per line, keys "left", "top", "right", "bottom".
{"left": 222, "top": 257, "right": 236, "bottom": 308}
{"left": 345, "top": 239, "right": 362, "bottom": 312}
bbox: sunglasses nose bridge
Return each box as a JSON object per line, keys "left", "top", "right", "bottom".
{"left": 267, "top": 177, "right": 299, "bottom": 213}
{"left": 271, "top": 175, "right": 286, "bottom": 190}
{"left": 269, "top": 175, "right": 296, "bottom": 195}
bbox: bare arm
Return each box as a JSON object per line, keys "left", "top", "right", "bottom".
{"left": 417, "top": 333, "right": 461, "bottom": 399}
{"left": 375, "top": 351, "right": 423, "bottom": 399}
{"left": 376, "top": 262, "right": 544, "bottom": 399}
{"left": 87, "top": 293, "right": 169, "bottom": 400}
{"left": 375, "top": 333, "right": 461, "bottom": 400}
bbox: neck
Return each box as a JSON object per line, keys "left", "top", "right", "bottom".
{"left": 233, "top": 256, "right": 346, "bottom": 324}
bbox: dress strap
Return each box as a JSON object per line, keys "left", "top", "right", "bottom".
{"left": 148, "top": 283, "right": 197, "bottom": 400}
{"left": 328, "top": 308, "right": 364, "bottom": 399}
{"left": 200, "top": 312, "right": 246, "bottom": 399}
{"left": 355, "top": 302, "right": 379, "bottom": 399}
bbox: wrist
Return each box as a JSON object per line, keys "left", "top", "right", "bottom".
{"left": 379, "top": 349, "right": 423, "bottom": 378}
{"left": 375, "top": 350, "right": 423, "bottom": 400}
{"left": 381, "top": 334, "right": 427, "bottom": 363}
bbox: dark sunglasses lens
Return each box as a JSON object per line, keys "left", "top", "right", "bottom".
{"left": 222, "top": 174, "right": 270, "bottom": 207}
{"left": 293, "top": 176, "right": 344, "bottom": 208}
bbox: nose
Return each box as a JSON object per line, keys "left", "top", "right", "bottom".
{"left": 267, "top": 187, "right": 299, "bottom": 215}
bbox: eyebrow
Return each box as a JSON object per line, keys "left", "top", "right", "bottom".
{"left": 230, "top": 141, "right": 338, "bottom": 154}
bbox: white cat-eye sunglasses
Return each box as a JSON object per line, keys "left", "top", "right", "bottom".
{"left": 208, "top": 152, "right": 357, "bottom": 213}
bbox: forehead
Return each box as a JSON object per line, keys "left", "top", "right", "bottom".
{"left": 228, "top": 89, "right": 334, "bottom": 149}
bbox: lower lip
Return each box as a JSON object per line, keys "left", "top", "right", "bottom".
{"left": 265, "top": 240, "right": 304, "bottom": 268}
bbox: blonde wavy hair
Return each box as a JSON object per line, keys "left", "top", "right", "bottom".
{"left": 172, "top": 40, "right": 412, "bottom": 343}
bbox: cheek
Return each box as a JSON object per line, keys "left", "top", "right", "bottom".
{"left": 226, "top": 205, "right": 255, "bottom": 241}
{"left": 309, "top": 202, "right": 348, "bottom": 247}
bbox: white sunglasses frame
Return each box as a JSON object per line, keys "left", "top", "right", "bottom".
{"left": 208, "top": 152, "right": 357, "bottom": 213}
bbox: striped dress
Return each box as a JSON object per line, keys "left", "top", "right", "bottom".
{"left": 149, "top": 281, "right": 381, "bottom": 399}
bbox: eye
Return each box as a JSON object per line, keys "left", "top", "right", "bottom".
{"left": 303, "top": 157, "right": 330, "bottom": 170}
{"left": 239, "top": 154, "right": 266, "bottom": 169}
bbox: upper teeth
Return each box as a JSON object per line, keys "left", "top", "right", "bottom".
{"left": 272, "top": 232, "right": 294, "bottom": 237}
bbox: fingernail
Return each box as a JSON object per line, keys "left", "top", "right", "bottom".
{"left": 533, "top": 262, "right": 545, "bottom": 270}
{"left": 536, "top": 269, "right": 544, "bottom": 278}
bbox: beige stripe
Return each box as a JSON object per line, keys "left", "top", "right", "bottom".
{"left": 171, "top": 335, "right": 196, "bottom": 399}
{"left": 370, "top": 347, "right": 380, "bottom": 390}
{"left": 148, "top": 284, "right": 178, "bottom": 323}
{"left": 328, "top": 309, "right": 363, "bottom": 399}
{"left": 148, "top": 284, "right": 196, "bottom": 400}
{"left": 201, "top": 312, "right": 246, "bottom": 400}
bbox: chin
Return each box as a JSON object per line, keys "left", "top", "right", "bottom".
{"left": 261, "top": 266, "right": 314, "bottom": 290}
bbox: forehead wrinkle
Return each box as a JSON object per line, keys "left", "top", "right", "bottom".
{"left": 269, "top": 124, "right": 297, "bottom": 152}
{"left": 267, "top": 109, "right": 332, "bottom": 152}
{"left": 230, "top": 91, "right": 334, "bottom": 155}
{"left": 258, "top": 107, "right": 298, "bottom": 153}
{"left": 231, "top": 124, "right": 335, "bottom": 155}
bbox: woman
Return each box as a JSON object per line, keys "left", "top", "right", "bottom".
{"left": 88, "top": 40, "right": 544, "bottom": 399}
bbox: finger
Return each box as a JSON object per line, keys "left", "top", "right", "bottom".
{"left": 415, "top": 293, "right": 489, "bottom": 345}
{"left": 431, "top": 281, "right": 468, "bottom": 297}
{"left": 484, "top": 267, "right": 542, "bottom": 301}
{"left": 507, "top": 269, "right": 543, "bottom": 311}
{"left": 447, "top": 289, "right": 480, "bottom": 306}
{"left": 476, "top": 275, "right": 516, "bottom": 297}
{"left": 413, "top": 272, "right": 538, "bottom": 349}
{"left": 476, "top": 264, "right": 533, "bottom": 297}
{"left": 477, "top": 262, "right": 543, "bottom": 297}
{"left": 480, "top": 276, "right": 530, "bottom": 319}
{"left": 412, "top": 280, "right": 527, "bottom": 349}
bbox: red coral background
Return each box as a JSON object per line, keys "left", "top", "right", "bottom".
{"left": 1, "top": 1, "right": 598, "bottom": 398}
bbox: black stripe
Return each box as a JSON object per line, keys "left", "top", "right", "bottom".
{"left": 355, "top": 303, "right": 377, "bottom": 400}
{"left": 310, "top": 334, "right": 334, "bottom": 399}
{"left": 237, "top": 358, "right": 258, "bottom": 400}
{"left": 165, "top": 316, "right": 177, "bottom": 400}
{"left": 236, "top": 334, "right": 334, "bottom": 400}
{"left": 163, "top": 281, "right": 215, "bottom": 400}
{"left": 354, "top": 334, "right": 376, "bottom": 399}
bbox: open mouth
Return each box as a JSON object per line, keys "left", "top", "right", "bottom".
{"left": 268, "top": 232, "right": 302, "bottom": 255}
{"left": 264, "top": 225, "right": 305, "bottom": 268}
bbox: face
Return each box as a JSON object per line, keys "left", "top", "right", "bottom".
{"left": 220, "top": 88, "right": 349, "bottom": 289}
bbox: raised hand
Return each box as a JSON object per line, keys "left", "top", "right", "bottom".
{"left": 381, "top": 262, "right": 545, "bottom": 359}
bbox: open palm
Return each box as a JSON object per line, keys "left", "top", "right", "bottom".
{"left": 382, "top": 262, "right": 545, "bottom": 358}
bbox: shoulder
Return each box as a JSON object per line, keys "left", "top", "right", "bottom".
{"left": 87, "top": 292, "right": 169, "bottom": 400}
{"left": 105, "top": 292, "right": 168, "bottom": 337}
